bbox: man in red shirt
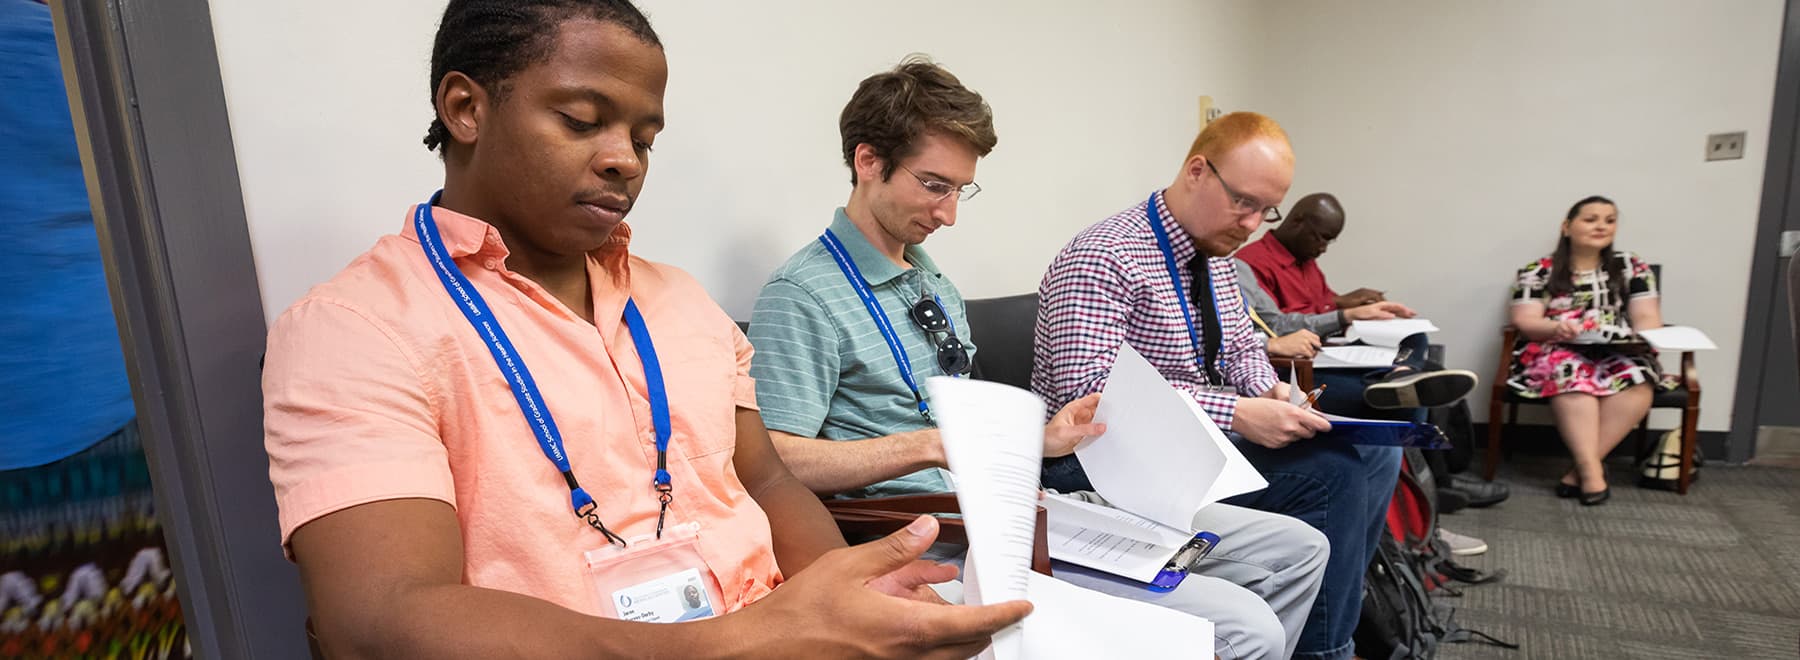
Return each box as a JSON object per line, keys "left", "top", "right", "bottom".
{"left": 1236, "top": 193, "right": 1388, "bottom": 315}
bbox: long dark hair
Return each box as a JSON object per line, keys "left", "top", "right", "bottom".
{"left": 1547, "top": 195, "right": 1627, "bottom": 304}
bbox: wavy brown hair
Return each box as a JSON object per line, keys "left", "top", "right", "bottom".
{"left": 839, "top": 54, "right": 997, "bottom": 185}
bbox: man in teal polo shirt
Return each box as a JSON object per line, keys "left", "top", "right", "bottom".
{"left": 747, "top": 55, "right": 1328, "bottom": 660}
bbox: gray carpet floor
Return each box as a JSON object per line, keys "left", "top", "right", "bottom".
{"left": 1433, "top": 455, "right": 1800, "bottom": 660}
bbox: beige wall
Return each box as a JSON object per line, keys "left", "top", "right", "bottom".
{"left": 214, "top": 0, "right": 1783, "bottom": 431}
{"left": 1245, "top": 0, "right": 1784, "bottom": 430}
{"left": 215, "top": 0, "right": 1267, "bottom": 320}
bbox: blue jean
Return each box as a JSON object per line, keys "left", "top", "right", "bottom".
{"left": 1223, "top": 433, "right": 1401, "bottom": 660}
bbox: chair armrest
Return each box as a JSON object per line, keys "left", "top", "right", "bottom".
{"left": 1681, "top": 351, "right": 1701, "bottom": 394}
{"left": 1493, "top": 326, "right": 1519, "bottom": 394}
{"left": 824, "top": 495, "right": 1053, "bottom": 576}
{"left": 1268, "top": 355, "right": 1313, "bottom": 392}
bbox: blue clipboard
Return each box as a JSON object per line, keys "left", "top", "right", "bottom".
{"left": 1323, "top": 419, "right": 1450, "bottom": 449}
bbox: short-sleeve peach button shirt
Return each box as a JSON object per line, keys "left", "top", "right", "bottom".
{"left": 263, "top": 204, "right": 782, "bottom": 615}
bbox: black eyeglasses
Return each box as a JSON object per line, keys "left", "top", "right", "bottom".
{"left": 907, "top": 293, "right": 972, "bottom": 376}
{"left": 1206, "top": 160, "right": 1282, "bottom": 223}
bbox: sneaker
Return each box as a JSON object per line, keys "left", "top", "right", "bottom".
{"left": 1447, "top": 474, "right": 1511, "bottom": 508}
{"left": 1438, "top": 528, "right": 1488, "bottom": 556}
{"left": 1364, "top": 369, "right": 1478, "bottom": 409}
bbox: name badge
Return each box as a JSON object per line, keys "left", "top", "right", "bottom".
{"left": 611, "top": 567, "right": 717, "bottom": 623}
{"left": 586, "top": 521, "right": 725, "bottom": 623}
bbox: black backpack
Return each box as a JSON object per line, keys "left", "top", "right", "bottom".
{"left": 1354, "top": 452, "right": 1516, "bottom": 659}
{"left": 1357, "top": 533, "right": 1445, "bottom": 659}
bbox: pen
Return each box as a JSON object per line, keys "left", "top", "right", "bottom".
{"left": 1300, "top": 384, "right": 1327, "bottom": 410}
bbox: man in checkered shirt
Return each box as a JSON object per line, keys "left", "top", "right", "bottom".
{"left": 1033, "top": 112, "right": 1400, "bottom": 660}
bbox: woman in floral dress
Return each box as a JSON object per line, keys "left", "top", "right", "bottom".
{"left": 1507, "top": 195, "right": 1673, "bottom": 505}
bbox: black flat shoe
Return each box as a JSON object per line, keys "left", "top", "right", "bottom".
{"left": 1555, "top": 482, "right": 1580, "bottom": 498}
{"left": 1580, "top": 488, "right": 1611, "bottom": 506}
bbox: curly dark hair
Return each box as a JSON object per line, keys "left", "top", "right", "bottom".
{"left": 422, "top": 0, "right": 660, "bottom": 152}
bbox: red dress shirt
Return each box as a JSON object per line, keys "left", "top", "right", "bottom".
{"left": 1234, "top": 232, "right": 1338, "bottom": 314}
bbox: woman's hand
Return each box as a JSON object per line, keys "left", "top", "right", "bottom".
{"left": 1511, "top": 301, "right": 1581, "bottom": 343}
{"left": 1546, "top": 319, "right": 1580, "bottom": 342}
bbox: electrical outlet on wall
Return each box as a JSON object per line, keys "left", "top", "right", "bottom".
{"left": 1198, "top": 95, "right": 1221, "bottom": 128}
{"left": 1706, "top": 131, "right": 1747, "bottom": 161}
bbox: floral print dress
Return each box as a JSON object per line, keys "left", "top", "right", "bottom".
{"left": 1506, "top": 252, "right": 1676, "bottom": 398}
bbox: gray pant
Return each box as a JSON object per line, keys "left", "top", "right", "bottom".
{"left": 936, "top": 498, "right": 1327, "bottom": 660}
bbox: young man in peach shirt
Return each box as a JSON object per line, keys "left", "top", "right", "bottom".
{"left": 260, "top": 1, "right": 1025, "bottom": 656}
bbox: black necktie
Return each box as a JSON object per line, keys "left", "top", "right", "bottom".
{"left": 1187, "top": 255, "right": 1225, "bottom": 387}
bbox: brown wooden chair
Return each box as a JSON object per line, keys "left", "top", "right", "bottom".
{"left": 825, "top": 494, "right": 1054, "bottom": 576}
{"left": 1482, "top": 324, "right": 1702, "bottom": 494}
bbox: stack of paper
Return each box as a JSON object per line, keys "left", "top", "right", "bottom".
{"left": 926, "top": 377, "right": 1214, "bottom": 660}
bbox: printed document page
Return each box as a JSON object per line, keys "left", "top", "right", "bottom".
{"left": 1040, "top": 494, "right": 1193, "bottom": 583}
{"left": 1345, "top": 319, "right": 1440, "bottom": 347}
{"left": 928, "top": 377, "right": 1041, "bottom": 660}
{"left": 928, "top": 377, "right": 1213, "bottom": 659}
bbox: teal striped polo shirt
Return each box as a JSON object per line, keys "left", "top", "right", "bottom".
{"left": 747, "top": 208, "right": 975, "bottom": 499}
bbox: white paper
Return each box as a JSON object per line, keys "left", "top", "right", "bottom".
{"left": 1288, "top": 365, "right": 1307, "bottom": 405}
{"left": 929, "top": 377, "right": 1215, "bottom": 659}
{"left": 1319, "top": 411, "right": 1409, "bottom": 425}
{"left": 1080, "top": 343, "right": 1266, "bottom": 532}
{"left": 1638, "top": 326, "right": 1718, "bottom": 351}
{"left": 1313, "top": 345, "right": 1399, "bottom": 369}
{"left": 1020, "top": 572, "right": 1214, "bottom": 660}
{"left": 1182, "top": 396, "right": 1271, "bottom": 504}
{"left": 1081, "top": 344, "right": 1223, "bottom": 531}
{"left": 1040, "top": 495, "right": 1192, "bottom": 582}
{"left": 926, "top": 377, "right": 1044, "bottom": 660}
{"left": 1345, "top": 319, "right": 1440, "bottom": 347}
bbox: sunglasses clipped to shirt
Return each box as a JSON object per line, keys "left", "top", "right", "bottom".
{"left": 907, "top": 292, "right": 972, "bottom": 377}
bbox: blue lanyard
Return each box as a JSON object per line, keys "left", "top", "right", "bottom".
{"left": 1145, "top": 192, "right": 1226, "bottom": 386}
{"left": 818, "top": 229, "right": 957, "bottom": 420}
{"left": 415, "top": 193, "right": 673, "bottom": 546}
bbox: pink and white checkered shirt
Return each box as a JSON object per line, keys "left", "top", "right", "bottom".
{"left": 1032, "top": 190, "right": 1278, "bottom": 429}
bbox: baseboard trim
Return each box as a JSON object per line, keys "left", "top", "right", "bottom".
{"left": 1473, "top": 423, "right": 1730, "bottom": 463}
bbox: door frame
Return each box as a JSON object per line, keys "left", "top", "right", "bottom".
{"left": 49, "top": 0, "right": 308, "bottom": 656}
{"left": 1729, "top": 0, "right": 1800, "bottom": 463}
